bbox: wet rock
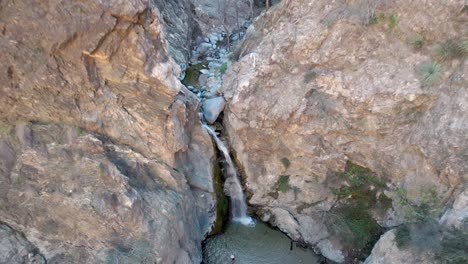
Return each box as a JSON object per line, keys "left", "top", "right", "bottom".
{"left": 202, "top": 97, "right": 226, "bottom": 124}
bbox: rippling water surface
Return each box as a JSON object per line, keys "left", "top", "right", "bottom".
{"left": 203, "top": 221, "right": 319, "bottom": 264}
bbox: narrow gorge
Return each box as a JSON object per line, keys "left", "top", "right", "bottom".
{"left": 0, "top": 0, "right": 467, "bottom": 264}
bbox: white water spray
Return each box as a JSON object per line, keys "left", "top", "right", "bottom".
{"left": 203, "top": 124, "right": 254, "bottom": 226}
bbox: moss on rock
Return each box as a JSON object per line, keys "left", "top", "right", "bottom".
{"left": 209, "top": 161, "right": 228, "bottom": 235}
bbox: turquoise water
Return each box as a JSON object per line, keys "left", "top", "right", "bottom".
{"left": 203, "top": 221, "right": 319, "bottom": 264}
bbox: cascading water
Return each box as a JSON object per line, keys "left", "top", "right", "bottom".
{"left": 203, "top": 124, "right": 254, "bottom": 226}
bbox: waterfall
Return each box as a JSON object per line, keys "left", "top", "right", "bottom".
{"left": 203, "top": 124, "right": 254, "bottom": 226}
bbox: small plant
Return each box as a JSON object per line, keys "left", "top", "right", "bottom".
{"left": 461, "top": 38, "right": 468, "bottom": 54}
{"left": 408, "top": 33, "right": 425, "bottom": 49}
{"left": 76, "top": 127, "right": 83, "bottom": 136}
{"left": 436, "top": 227, "right": 468, "bottom": 264}
{"left": 393, "top": 187, "right": 467, "bottom": 262}
{"left": 370, "top": 13, "right": 385, "bottom": 25}
{"left": 388, "top": 14, "right": 398, "bottom": 30}
{"left": 416, "top": 61, "right": 443, "bottom": 86}
{"left": 395, "top": 224, "right": 411, "bottom": 248}
{"left": 219, "top": 63, "right": 228, "bottom": 74}
{"left": 280, "top": 157, "right": 291, "bottom": 170}
{"left": 276, "top": 175, "right": 290, "bottom": 192}
{"left": 434, "top": 40, "right": 464, "bottom": 61}
{"left": 395, "top": 186, "right": 441, "bottom": 223}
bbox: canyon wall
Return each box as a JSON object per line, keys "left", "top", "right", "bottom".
{"left": 0, "top": 0, "right": 216, "bottom": 263}
{"left": 222, "top": 0, "right": 467, "bottom": 262}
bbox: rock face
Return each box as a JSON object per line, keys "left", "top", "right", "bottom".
{"left": 0, "top": 0, "right": 216, "bottom": 263}
{"left": 221, "top": 0, "right": 467, "bottom": 261}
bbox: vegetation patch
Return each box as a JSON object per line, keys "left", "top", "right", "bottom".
{"left": 437, "top": 227, "right": 468, "bottom": 264}
{"left": 181, "top": 62, "right": 207, "bottom": 87}
{"left": 416, "top": 61, "right": 443, "bottom": 87}
{"left": 434, "top": 39, "right": 465, "bottom": 61}
{"left": 280, "top": 157, "right": 291, "bottom": 170}
{"left": 388, "top": 14, "right": 398, "bottom": 30}
{"left": 210, "top": 162, "right": 228, "bottom": 235}
{"left": 328, "top": 161, "right": 389, "bottom": 260}
{"left": 408, "top": 33, "right": 425, "bottom": 49}
{"left": 393, "top": 187, "right": 467, "bottom": 263}
{"left": 461, "top": 38, "right": 468, "bottom": 54}
{"left": 395, "top": 224, "right": 411, "bottom": 248}
{"left": 395, "top": 186, "right": 441, "bottom": 223}
{"left": 370, "top": 13, "right": 385, "bottom": 25}
{"left": 276, "top": 175, "right": 291, "bottom": 193}
{"left": 219, "top": 63, "right": 228, "bottom": 74}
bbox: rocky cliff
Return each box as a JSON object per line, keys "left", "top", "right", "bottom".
{"left": 222, "top": 0, "right": 467, "bottom": 262}
{"left": 0, "top": 0, "right": 216, "bottom": 263}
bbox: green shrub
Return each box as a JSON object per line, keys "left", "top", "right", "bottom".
{"left": 408, "top": 34, "right": 425, "bottom": 49}
{"left": 396, "top": 186, "right": 441, "bottom": 223}
{"left": 435, "top": 40, "right": 464, "bottom": 61}
{"left": 416, "top": 61, "right": 443, "bottom": 86}
{"left": 370, "top": 13, "right": 385, "bottom": 25}
{"left": 328, "top": 204, "right": 382, "bottom": 259}
{"left": 388, "top": 14, "right": 398, "bottom": 30}
{"left": 182, "top": 63, "right": 207, "bottom": 86}
{"left": 332, "top": 161, "right": 387, "bottom": 208}
{"left": 461, "top": 38, "right": 468, "bottom": 54}
{"left": 280, "top": 157, "right": 291, "bottom": 170}
{"left": 437, "top": 228, "right": 468, "bottom": 264}
{"left": 276, "top": 175, "right": 290, "bottom": 192}
{"left": 329, "top": 161, "right": 387, "bottom": 259}
{"left": 394, "top": 187, "right": 467, "bottom": 262}
{"left": 395, "top": 224, "right": 411, "bottom": 248}
{"left": 219, "top": 63, "right": 228, "bottom": 74}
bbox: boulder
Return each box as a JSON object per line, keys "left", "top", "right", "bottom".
{"left": 202, "top": 97, "right": 226, "bottom": 124}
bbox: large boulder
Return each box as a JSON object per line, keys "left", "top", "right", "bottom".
{"left": 202, "top": 97, "right": 226, "bottom": 124}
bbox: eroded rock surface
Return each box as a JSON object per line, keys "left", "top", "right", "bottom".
{"left": 0, "top": 0, "right": 216, "bottom": 263}
{"left": 222, "top": 0, "right": 467, "bottom": 261}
